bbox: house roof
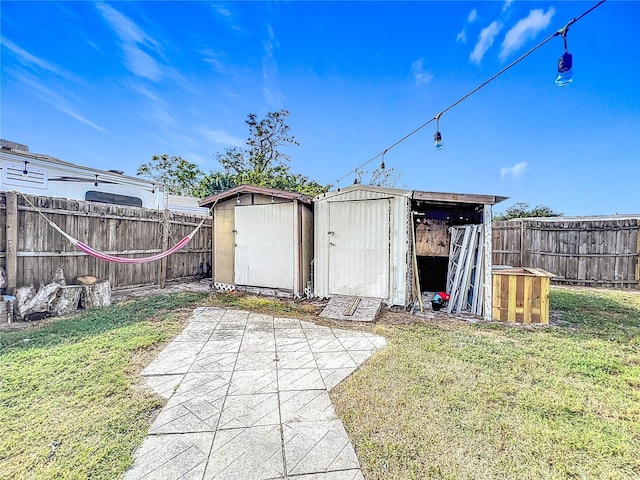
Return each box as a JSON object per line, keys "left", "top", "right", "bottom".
{"left": 314, "top": 184, "right": 507, "bottom": 206}
{"left": 199, "top": 184, "right": 314, "bottom": 207}
{"left": 0, "top": 148, "right": 156, "bottom": 188}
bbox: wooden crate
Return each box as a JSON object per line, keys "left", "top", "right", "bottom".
{"left": 492, "top": 267, "right": 555, "bottom": 324}
{"left": 0, "top": 300, "right": 14, "bottom": 323}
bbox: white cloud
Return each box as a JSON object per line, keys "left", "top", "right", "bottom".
{"left": 411, "top": 58, "right": 434, "bottom": 86}
{"left": 200, "top": 129, "right": 245, "bottom": 147}
{"left": 500, "top": 161, "right": 528, "bottom": 179}
{"left": 262, "top": 24, "right": 284, "bottom": 107}
{"left": 1, "top": 36, "right": 81, "bottom": 82}
{"left": 503, "top": 0, "right": 514, "bottom": 13}
{"left": 500, "top": 7, "right": 555, "bottom": 61}
{"left": 14, "top": 73, "right": 105, "bottom": 132}
{"left": 470, "top": 21, "right": 503, "bottom": 64}
{"left": 210, "top": 3, "right": 244, "bottom": 32}
{"left": 96, "top": 3, "right": 163, "bottom": 81}
{"left": 456, "top": 9, "right": 478, "bottom": 43}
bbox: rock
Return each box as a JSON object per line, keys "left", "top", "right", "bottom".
{"left": 50, "top": 268, "right": 66, "bottom": 286}
{"left": 15, "top": 285, "right": 36, "bottom": 318}
{"left": 75, "top": 275, "right": 99, "bottom": 286}
{"left": 17, "top": 283, "right": 61, "bottom": 320}
{"left": 50, "top": 285, "right": 83, "bottom": 316}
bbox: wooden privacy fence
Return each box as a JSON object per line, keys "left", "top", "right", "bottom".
{"left": 0, "top": 192, "right": 212, "bottom": 290}
{"left": 492, "top": 217, "right": 640, "bottom": 289}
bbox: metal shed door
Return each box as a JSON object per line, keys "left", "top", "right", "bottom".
{"left": 328, "top": 199, "right": 390, "bottom": 298}
{"left": 234, "top": 203, "right": 295, "bottom": 290}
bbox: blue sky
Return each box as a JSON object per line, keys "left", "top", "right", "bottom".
{"left": 1, "top": 1, "right": 638, "bottom": 215}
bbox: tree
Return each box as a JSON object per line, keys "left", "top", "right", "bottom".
{"left": 217, "top": 109, "right": 299, "bottom": 174}
{"left": 136, "top": 154, "right": 205, "bottom": 196}
{"left": 494, "top": 202, "right": 563, "bottom": 221}
{"left": 354, "top": 166, "right": 403, "bottom": 188}
{"left": 137, "top": 111, "right": 329, "bottom": 198}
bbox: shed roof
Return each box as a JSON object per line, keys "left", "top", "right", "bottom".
{"left": 199, "top": 184, "right": 313, "bottom": 207}
{"left": 314, "top": 184, "right": 507, "bottom": 205}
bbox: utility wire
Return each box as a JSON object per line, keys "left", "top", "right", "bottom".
{"left": 328, "top": 0, "right": 607, "bottom": 188}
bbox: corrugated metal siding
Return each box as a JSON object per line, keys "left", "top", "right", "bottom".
{"left": 328, "top": 199, "right": 390, "bottom": 298}
{"left": 314, "top": 187, "right": 411, "bottom": 305}
{"left": 234, "top": 203, "right": 294, "bottom": 289}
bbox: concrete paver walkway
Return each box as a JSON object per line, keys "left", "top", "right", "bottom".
{"left": 125, "top": 307, "right": 386, "bottom": 480}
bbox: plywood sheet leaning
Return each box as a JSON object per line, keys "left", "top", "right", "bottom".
{"left": 415, "top": 219, "right": 449, "bottom": 256}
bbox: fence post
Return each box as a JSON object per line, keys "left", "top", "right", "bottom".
{"left": 6, "top": 191, "right": 18, "bottom": 292}
{"left": 159, "top": 209, "right": 170, "bottom": 289}
{"left": 520, "top": 219, "right": 525, "bottom": 267}
{"left": 636, "top": 219, "right": 640, "bottom": 290}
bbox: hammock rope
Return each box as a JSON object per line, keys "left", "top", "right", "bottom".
{"left": 17, "top": 191, "right": 213, "bottom": 264}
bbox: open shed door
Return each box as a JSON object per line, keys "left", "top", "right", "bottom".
{"left": 234, "top": 203, "right": 295, "bottom": 290}
{"left": 328, "top": 198, "right": 390, "bottom": 298}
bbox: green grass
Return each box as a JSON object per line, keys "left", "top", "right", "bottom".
{"left": 3, "top": 286, "right": 638, "bottom": 479}
{"left": 0, "top": 292, "right": 209, "bottom": 480}
{"left": 332, "top": 288, "right": 640, "bottom": 479}
{"left": 201, "top": 291, "right": 320, "bottom": 318}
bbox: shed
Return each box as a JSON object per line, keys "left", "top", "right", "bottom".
{"left": 199, "top": 185, "right": 313, "bottom": 297}
{"left": 313, "top": 185, "right": 506, "bottom": 320}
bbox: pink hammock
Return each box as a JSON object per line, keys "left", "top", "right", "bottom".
{"left": 48, "top": 218, "right": 206, "bottom": 264}
{"left": 20, "top": 192, "right": 209, "bottom": 264}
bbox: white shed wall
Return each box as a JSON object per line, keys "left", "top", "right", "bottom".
{"left": 314, "top": 187, "right": 411, "bottom": 306}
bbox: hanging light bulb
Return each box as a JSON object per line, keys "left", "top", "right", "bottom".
{"left": 434, "top": 113, "right": 444, "bottom": 150}
{"left": 236, "top": 193, "right": 241, "bottom": 204}
{"left": 22, "top": 160, "right": 29, "bottom": 175}
{"left": 380, "top": 150, "right": 386, "bottom": 170}
{"left": 94, "top": 174, "right": 99, "bottom": 187}
{"left": 555, "top": 27, "right": 573, "bottom": 86}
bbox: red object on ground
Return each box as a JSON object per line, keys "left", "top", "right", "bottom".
{"left": 437, "top": 292, "right": 451, "bottom": 301}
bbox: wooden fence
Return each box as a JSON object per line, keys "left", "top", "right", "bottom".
{"left": 492, "top": 217, "right": 640, "bottom": 289}
{"left": 0, "top": 192, "right": 212, "bottom": 290}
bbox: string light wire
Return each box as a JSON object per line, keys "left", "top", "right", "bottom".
{"left": 327, "top": 0, "right": 606, "bottom": 189}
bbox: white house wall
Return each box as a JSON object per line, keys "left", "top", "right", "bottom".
{"left": 0, "top": 151, "right": 164, "bottom": 209}
{"left": 314, "top": 187, "right": 411, "bottom": 306}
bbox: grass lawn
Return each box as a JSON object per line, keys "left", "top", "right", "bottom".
{"left": 0, "top": 290, "right": 318, "bottom": 480}
{"left": 2, "top": 287, "right": 638, "bottom": 479}
{"left": 0, "top": 292, "right": 211, "bottom": 480}
{"left": 332, "top": 287, "right": 640, "bottom": 479}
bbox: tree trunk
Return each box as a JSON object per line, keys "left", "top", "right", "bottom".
{"left": 51, "top": 285, "right": 83, "bottom": 316}
{"left": 81, "top": 280, "right": 111, "bottom": 309}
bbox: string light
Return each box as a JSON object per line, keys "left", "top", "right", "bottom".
{"left": 380, "top": 150, "right": 386, "bottom": 170}
{"left": 555, "top": 27, "right": 573, "bottom": 86}
{"left": 94, "top": 174, "right": 99, "bottom": 187}
{"left": 434, "top": 113, "right": 444, "bottom": 150}
{"left": 327, "top": 0, "right": 606, "bottom": 189}
{"left": 22, "top": 160, "right": 29, "bottom": 175}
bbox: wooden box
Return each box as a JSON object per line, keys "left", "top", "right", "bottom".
{"left": 0, "top": 300, "right": 14, "bottom": 323}
{"left": 492, "top": 267, "right": 555, "bottom": 324}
